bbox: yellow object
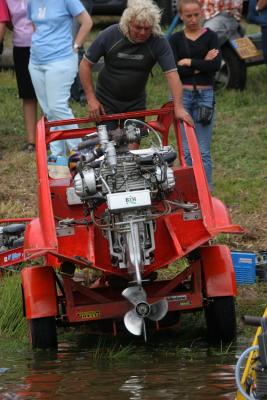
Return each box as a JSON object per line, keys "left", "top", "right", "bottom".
{"left": 236, "top": 308, "right": 267, "bottom": 399}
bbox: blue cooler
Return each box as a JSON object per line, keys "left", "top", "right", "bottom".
{"left": 231, "top": 251, "right": 256, "bottom": 284}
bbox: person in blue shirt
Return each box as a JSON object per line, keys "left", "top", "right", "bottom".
{"left": 28, "top": 0, "right": 93, "bottom": 158}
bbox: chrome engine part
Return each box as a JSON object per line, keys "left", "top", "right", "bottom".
{"left": 71, "top": 120, "right": 178, "bottom": 339}
{"left": 72, "top": 120, "right": 177, "bottom": 274}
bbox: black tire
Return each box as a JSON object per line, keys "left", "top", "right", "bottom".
{"left": 215, "top": 44, "right": 247, "bottom": 90}
{"left": 205, "top": 296, "right": 236, "bottom": 344}
{"left": 29, "top": 317, "right": 58, "bottom": 349}
{"left": 156, "top": 0, "right": 177, "bottom": 25}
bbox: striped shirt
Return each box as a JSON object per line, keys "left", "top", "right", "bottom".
{"left": 200, "top": 0, "right": 243, "bottom": 21}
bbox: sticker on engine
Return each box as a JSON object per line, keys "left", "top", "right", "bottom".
{"left": 179, "top": 301, "right": 192, "bottom": 306}
{"left": 77, "top": 310, "right": 101, "bottom": 320}
{"left": 167, "top": 295, "right": 188, "bottom": 302}
{"left": 167, "top": 295, "right": 192, "bottom": 306}
{"left": 107, "top": 190, "right": 151, "bottom": 211}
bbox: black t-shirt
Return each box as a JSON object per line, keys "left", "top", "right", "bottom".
{"left": 84, "top": 24, "right": 176, "bottom": 113}
{"left": 169, "top": 28, "right": 221, "bottom": 86}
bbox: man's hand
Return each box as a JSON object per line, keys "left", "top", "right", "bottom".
{"left": 174, "top": 106, "right": 194, "bottom": 126}
{"left": 257, "top": 0, "right": 267, "bottom": 11}
{"left": 87, "top": 96, "right": 106, "bottom": 121}
{"left": 204, "top": 49, "right": 219, "bottom": 60}
{"left": 177, "top": 58, "right": 191, "bottom": 67}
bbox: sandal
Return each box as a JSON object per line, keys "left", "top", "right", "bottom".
{"left": 22, "top": 143, "right": 35, "bottom": 152}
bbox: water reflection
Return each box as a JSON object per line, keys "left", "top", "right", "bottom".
{"left": 120, "top": 376, "right": 144, "bottom": 400}
{"left": 0, "top": 334, "right": 247, "bottom": 400}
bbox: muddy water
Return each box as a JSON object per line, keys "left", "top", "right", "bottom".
{"left": 0, "top": 331, "right": 247, "bottom": 400}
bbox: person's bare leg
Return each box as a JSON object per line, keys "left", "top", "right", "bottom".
{"left": 23, "top": 98, "right": 37, "bottom": 144}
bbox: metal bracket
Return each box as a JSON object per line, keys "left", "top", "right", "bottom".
{"left": 183, "top": 210, "right": 202, "bottom": 221}
{"left": 56, "top": 226, "right": 75, "bottom": 237}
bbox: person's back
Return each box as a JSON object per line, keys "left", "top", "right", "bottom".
{"left": 247, "top": 0, "right": 267, "bottom": 63}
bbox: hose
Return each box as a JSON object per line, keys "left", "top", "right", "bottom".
{"left": 235, "top": 345, "right": 259, "bottom": 400}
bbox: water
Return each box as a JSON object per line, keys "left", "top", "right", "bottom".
{"left": 0, "top": 329, "right": 246, "bottom": 400}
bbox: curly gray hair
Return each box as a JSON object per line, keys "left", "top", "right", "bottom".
{"left": 119, "top": 0, "right": 163, "bottom": 40}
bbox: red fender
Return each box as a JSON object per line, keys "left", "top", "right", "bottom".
{"left": 200, "top": 245, "right": 237, "bottom": 298}
{"left": 21, "top": 266, "right": 58, "bottom": 319}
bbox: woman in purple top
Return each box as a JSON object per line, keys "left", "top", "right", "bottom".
{"left": 0, "top": 0, "right": 37, "bottom": 152}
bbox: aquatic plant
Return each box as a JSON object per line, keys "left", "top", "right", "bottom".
{"left": 0, "top": 273, "right": 27, "bottom": 339}
{"left": 92, "top": 337, "right": 137, "bottom": 361}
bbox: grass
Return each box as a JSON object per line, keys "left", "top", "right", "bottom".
{"left": 1, "top": 20, "right": 266, "bottom": 249}
{"left": 0, "top": 20, "right": 266, "bottom": 347}
{"left": 0, "top": 273, "right": 27, "bottom": 339}
{"left": 91, "top": 338, "right": 138, "bottom": 361}
{"left": 1, "top": 64, "right": 266, "bottom": 247}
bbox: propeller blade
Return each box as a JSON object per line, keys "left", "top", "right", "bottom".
{"left": 124, "top": 309, "right": 143, "bottom": 336}
{"left": 148, "top": 298, "right": 168, "bottom": 321}
{"left": 122, "top": 286, "right": 147, "bottom": 306}
{"left": 142, "top": 319, "right": 147, "bottom": 342}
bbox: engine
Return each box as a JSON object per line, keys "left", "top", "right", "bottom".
{"left": 71, "top": 120, "right": 177, "bottom": 275}
{"left": 0, "top": 224, "right": 25, "bottom": 252}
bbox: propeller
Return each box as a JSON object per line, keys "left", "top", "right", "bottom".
{"left": 122, "top": 286, "right": 168, "bottom": 341}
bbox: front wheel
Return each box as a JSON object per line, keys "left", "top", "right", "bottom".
{"left": 29, "top": 317, "right": 58, "bottom": 349}
{"left": 205, "top": 296, "right": 236, "bottom": 343}
{"left": 215, "top": 44, "right": 247, "bottom": 90}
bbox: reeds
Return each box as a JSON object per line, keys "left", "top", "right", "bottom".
{"left": 0, "top": 272, "right": 27, "bottom": 339}
{"left": 92, "top": 337, "right": 136, "bottom": 360}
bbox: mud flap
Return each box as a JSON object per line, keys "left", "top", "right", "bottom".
{"left": 200, "top": 245, "right": 237, "bottom": 298}
{"left": 21, "top": 265, "right": 58, "bottom": 319}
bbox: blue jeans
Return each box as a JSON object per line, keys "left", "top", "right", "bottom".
{"left": 181, "top": 88, "right": 215, "bottom": 191}
{"left": 29, "top": 54, "right": 81, "bottom": 156}
{"left": 247, "top": 0, "right": 267, "bottom": 63}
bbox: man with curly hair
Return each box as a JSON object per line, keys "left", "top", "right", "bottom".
{"left": 79, "top": 0, "right": 193, "bottom": 126}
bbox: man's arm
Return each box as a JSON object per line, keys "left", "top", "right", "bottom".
{"left": 79, "top": 58, "right": 105, "bottom": 120}
{"left": 257, "top": 0, "right": 267, "bottom": 10}
{"left": 165, "top": 70, "right": 194, "bottom": 126}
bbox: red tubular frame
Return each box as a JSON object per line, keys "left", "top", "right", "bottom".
{"left": 18, "top": 103, "right": 243, "bottom": 325}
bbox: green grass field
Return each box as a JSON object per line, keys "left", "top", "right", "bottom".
{"left": 0, "top": 25, "right": 267, "bottom": 342}
{"left": 0, "top": 19, "right": 266, "bottom": 252}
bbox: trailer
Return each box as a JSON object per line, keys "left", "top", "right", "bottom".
{"left": 11, "top": 103, "right": 244, "bottom": 348}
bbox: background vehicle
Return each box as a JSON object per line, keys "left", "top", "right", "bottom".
{"left": 92, "top": 0, "right": 177, "bottom": 25}
{"left": 215, "top": 31, "right": 264, "bottom": 90}
{"left": 15, "top": 103, "right": 244, "bottom": 349}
